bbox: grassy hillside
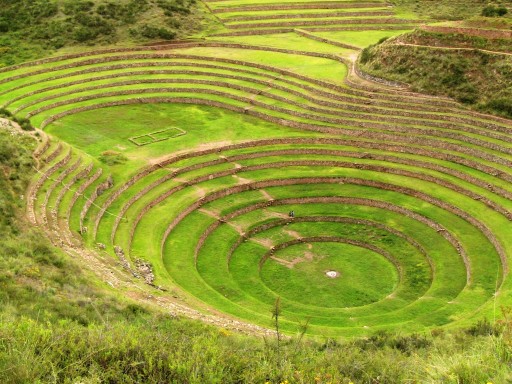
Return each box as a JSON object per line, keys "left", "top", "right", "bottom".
{"left": 391, "top": 0, "right": 506, "bottom": 20}
{"left": 359, "top": 29, "right": 512, "bottom": 118}
{"left": 0, "top": 0, "right": 211, "bottom": 67}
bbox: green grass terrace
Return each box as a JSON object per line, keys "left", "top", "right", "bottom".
{"left": 205, "top": 0, "right": 423, "bottom": 36}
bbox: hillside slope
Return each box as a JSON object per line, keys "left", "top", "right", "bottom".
{"left": 0, "top": 0, "right": 210, "bottom": 67}
{"left": 359, "top": 28, "right": 512, "bottom": 118}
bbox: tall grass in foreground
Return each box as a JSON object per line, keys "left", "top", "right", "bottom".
{"left": 1, "top": 315, "right": 512, "bottom": 383}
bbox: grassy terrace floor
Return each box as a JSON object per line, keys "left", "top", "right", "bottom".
{"left": 2, "top": 0, "right": 511, "bottom": 338}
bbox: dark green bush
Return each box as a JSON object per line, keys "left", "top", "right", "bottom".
{"left": 0, "top": 19, "right": 9, "bottom": 32}
{"left": 359, "top": 47, "right": 373, "bottom": 64}
{"left": 99, "top": 150, "right": 128, "bottom": 166}
{"left": 18, "top": 119, "right": 35, "bottom": 131}
{"left": 96, "top": 0, "right": 149, "bottom": 24}
{"left": 377, "top": 36, "right": 389, "bottom": 44}
{"left": 71, "top": 13, "right": 115, "bottom": 42}
{"left": 0, "top": 108, "right": 13, "bottom": 118}
{"left": 0, "top": 0, "right": 57, "bottom": 31}
{"left": 157, "top": 0, "right": 195, "bottom": 15}
{"left": 138, "top": 24, "right": 176, "bottom": 40}
{"left": 486, "top": 97, "right": 512, "bottom": 118}
{"left": 0, "top": 111, "right": 35, "bottom": 131}
{"left": 455, "top": 83, "right": 478, "bottom": 104}
{"left": 441, "top": 61, "right": 468, "bottom": 87}
{"left": 482, "top": 5, "right": 508, "bottom": 17}
{"left": 466, "top": 318, "right": 500, "bottom": 336}
{"left": 390, "top": 333, "right": 432, "bottom": 354}
{"left": 62, "top": 0, "right": 94, "bottom": 15}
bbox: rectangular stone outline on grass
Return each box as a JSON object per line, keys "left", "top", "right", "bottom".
{"left": 129, "top": 127, "right": 187, "bottom": 146}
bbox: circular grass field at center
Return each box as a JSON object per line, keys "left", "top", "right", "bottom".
{"left": 260, "top": 242, "right": 399, "bottom": 308}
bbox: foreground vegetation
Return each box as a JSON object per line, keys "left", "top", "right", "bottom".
{"left": 4, "top": 314, "right": 512, "bottom": 383}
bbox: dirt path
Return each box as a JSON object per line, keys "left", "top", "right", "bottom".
{"left": 271, "top": 250, "right": 315, "bottom": 268}
{"left": 392, "top": 42, "right": 512, "bottom": 56}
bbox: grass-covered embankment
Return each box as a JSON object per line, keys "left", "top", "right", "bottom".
{"left": 358, "top": 30, "right": 512, "bottom": 118}
{"left": 391, "top": 0, "right": 503, "bottom": 20}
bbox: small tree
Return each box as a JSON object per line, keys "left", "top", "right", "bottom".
{"left": 482, "top": 5, "right": 508, "bottom": 17}
{"left": 271, "top": 296, "right": 282, "bottom": 372}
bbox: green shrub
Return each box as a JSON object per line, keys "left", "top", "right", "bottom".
{"left": 0, "top": 20, "right": 9, "bottom": 33}
{"left": 466, "top": 318, "right": 500, "bottom": 337}
{"left": 99, "top": 150, "right": 128, "bottom": 166}
{"left": 138, "top": 24, "right": 176, "bottom": 40}
{"left": 157, "top": 0, "right": 195, "bottom": 15}
{"left": 0, "top": 108, "right": 13, "bottom": 118}
{"left": 15, "top": 117, "right": 35, "bottom": 131}
{"left": 71, "top": 13, "right": 115, "bottom": 42}
{"left": 0, "top": 0, "right": 58, "bottom": 31}
{"left": 377, "top": 36, "right": 390, "bottom": 44}
{"left": 62, "top": 0, "right": 95, "bottom": 15}
{"left": 482, "top": 5, "right": 508, "bottom": 17}
{"left": 486, "top": 97, "right": 512, "bottom": 118}
{"left": 96, "top": 0, "right": 149, "bottom": 24}
{"left": 455, "top": 82, "right": 478, "bottom": 104}
{"left": 359, "top": 47, "right": 373, "bottom": 64}
{"left": 0, "top": 111, "right": 35, "bottom": 131}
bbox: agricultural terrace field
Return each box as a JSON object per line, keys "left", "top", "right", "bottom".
{"left": 2, "top": 0, "right": 512, "bottom": 338}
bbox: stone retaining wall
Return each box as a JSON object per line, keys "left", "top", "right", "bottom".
{"left": 111, "top": 141, "right": 512, "bottom": 251}
{"left": 1, "top": 50, "right": 462, "bottom": 112}
{"left": 228, "top": 18, "right": 414, "bottom": 29}
{"left": 80, "top": 175, "right": 113, "bottom": 233}
{"left": 22, "top": 77, "right": 500, "bottom": 139}
{"left": 422, "top": 25, "right": 512, "bottom": 40}
{"left": 33, "top": 87, "right": 512, "bottom": 158}
{"left": 294, "top": 29, "right": 360, "bottom": 50}
{"left": 67, "top": 168, "right": 102, "bottom": 230}
{"left": 212, "top": 3, "right": 387, "bottom": 13}
{"left": 159, "top": 177, "right": 504, "bottom": 280}
{"left": 42, "top": 142, "right": 62, "bottom": 164}
{"left": 38, "top": 97, "right": 512, "bottom": 178}
{"left": 44, "top": 157, "right": 82, "bottom": 212}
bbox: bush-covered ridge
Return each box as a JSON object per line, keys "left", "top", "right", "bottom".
{"left": 359, "top": 31, "right": 512, "bottom": 118}
{"left": 391, "top": 0, "right": 510, "bottom": 20}
{"left": 395, "top": 29, "right": 512, "bottom": 53}
{"left": 0, "top": 0, "right": 203, "bottom": 67}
